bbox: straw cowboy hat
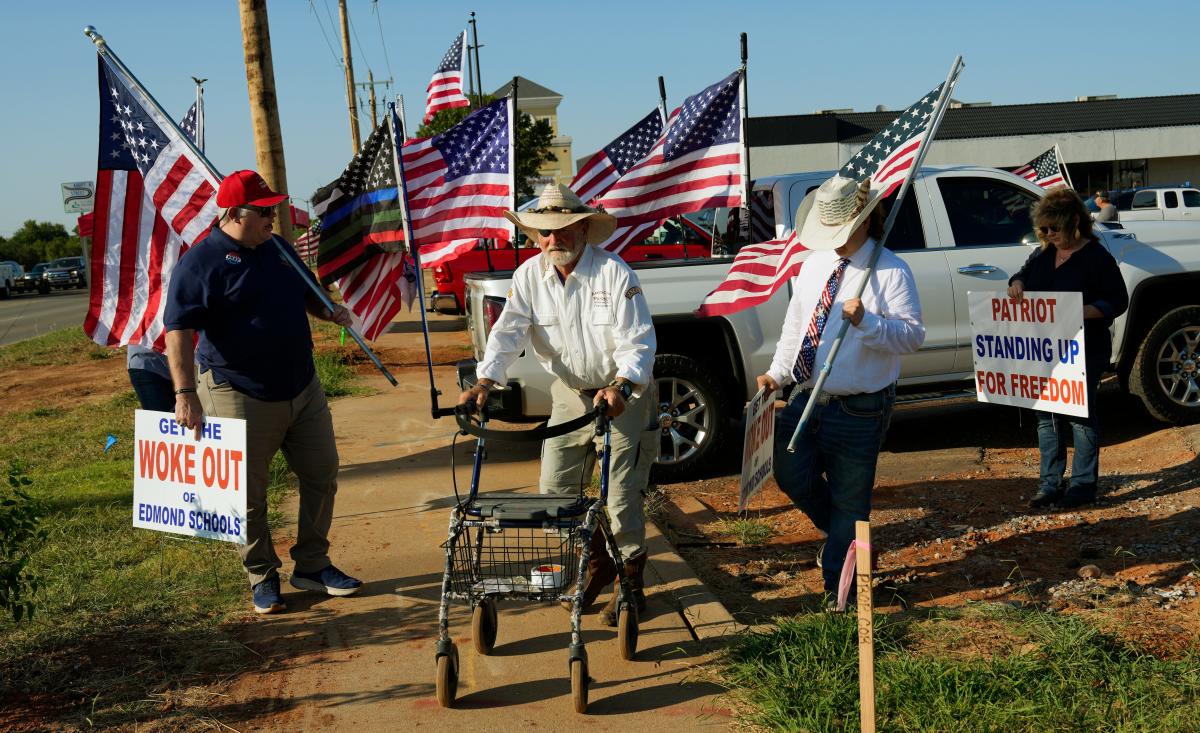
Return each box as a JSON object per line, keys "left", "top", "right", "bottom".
{"left": 504, "top": 183, "right": 617, "bottom": 246}
{"left": 794, "top": 175, "right": 885, "bottom": 251}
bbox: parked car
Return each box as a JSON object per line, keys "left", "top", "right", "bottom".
{"left": 0, "top": 260, "right": 19, "bottom": 299}
{"left": 460, "top": 165, "right": 1200, "bottom": 480}
{"left": 1115, "top": 185, "right": 1200, "bottom": 222}
{"left": 13, "top": 262, "right": 51, "bottom": 295}
{"left": 43, "top": 256, "right": 87, "bottom": 290}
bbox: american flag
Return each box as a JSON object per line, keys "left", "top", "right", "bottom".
{"left": 336, "top": 250, "right": 411, "bottom": 340}
{"left": 294, "top": 221, "right": 320, "bottom": 259}
{"left": 1012, "top": 146, "right": 1067, "bottom": 189}
{"left": 570, "top": 109, "right": 663, "bottom": 204}
{"left": 424, "top": 31, "right": 470, "bottom": 124}
{"left": 313, "top": 121, "right": 405, "bottom": 286}
{"left": 596, "top": 71, "right": 744, "bottom": 255}
{"left": 179, "top": 101, "right": 203, "bottom": 151}
{"left": 400, "top": 98, "right": 513, "bottom": 266}
{"left": 697, "top": 78, "right": 957, "bottom": 317}
{"left": 748, "top": 187, "right": 775, "bottom": 242}
{"left": 83, "top": 56, "right": 219, "bottom": 350}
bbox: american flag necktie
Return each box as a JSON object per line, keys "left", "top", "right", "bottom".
{"left": 792, "top": 257, "right": 851, "bottom": 384}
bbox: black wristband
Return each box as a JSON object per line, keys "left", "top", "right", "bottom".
{"left": 175, "top": 387, "right": 197, "bottom": 395}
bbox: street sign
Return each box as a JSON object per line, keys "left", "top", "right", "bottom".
{"left": 61, "top": 181, "right": 95, "bottom": 214}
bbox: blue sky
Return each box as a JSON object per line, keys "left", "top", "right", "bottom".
{"left": 2, "top": 0, "right": 1196, "bottom": 237}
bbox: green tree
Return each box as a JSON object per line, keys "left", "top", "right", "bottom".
{"left": 0, "top": 220, "right": 83, "bottom": 268}
{"left": 0, "top": 463, "right": 46, "bottom": 623}
{"left": 415, "top": 97, "right": 557, "bottom": 201}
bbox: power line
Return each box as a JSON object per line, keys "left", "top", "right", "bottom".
{"left": 348, "top": 7, "right": 373, "bottom": 77}
{"left": 307, "top": 0, "right": 344, "bottom": 71}
{"left": 371, "top": 0, "right": 395, "bottom": 82}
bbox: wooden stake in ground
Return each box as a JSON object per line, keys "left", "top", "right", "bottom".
{"left": 237, "top": 0, "right": 293, "bottom": 242}
{"left": 855, "top": 519, "right": 876, "bottom": 733}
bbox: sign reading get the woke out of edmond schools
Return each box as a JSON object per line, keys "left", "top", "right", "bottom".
{"left": 739, "top": 386, "right": 776, "bottom": 511}
{"left": 133, "top": 410, "right": 248, "bottom": 544}
{"left": 969, "top": 291, "right": 1089, "bottom": 418}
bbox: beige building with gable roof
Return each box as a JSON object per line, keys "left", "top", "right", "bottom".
{"left": 492, "top": 77, "right": 574, "bottom": 195}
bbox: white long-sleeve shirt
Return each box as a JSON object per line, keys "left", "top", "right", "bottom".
{"left": 766, "top": 239, "right": 924, "bottom": 395}
{"left": 476, "top": 245, "right": 657, "bottom": 395}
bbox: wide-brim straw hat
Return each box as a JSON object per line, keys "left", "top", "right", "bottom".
{"left": 795, "top": 175, "right": 884, "bottom": 251}
{"left": 504, "top": 183, "right": 617, "bottom": 246}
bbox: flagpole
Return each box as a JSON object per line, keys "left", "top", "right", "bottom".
{"left": 786, "top": 56, "right": 964, "bottom": 453}
{"left": 510, "top": 76, "right": 520, "bottom": 269}
{"left": 83, "top": 25, "right": 397, "bottom": 387}
{"left": 191, "top": 76, "right": 206, "bottom": 153}
{"left": 1056, "top": 143, "right": 1075, "bottom": 190}
{"left": 657, "top": 75, "right": 669, "bottom": 125}
{"left": 469, "top": 13, "right": 483, "bottom": 108}
{"left": 390, "top": 98, "right": 452, "bottom": 418}
{"left": 738, "top": 32, "right": 751, "bottom": 245}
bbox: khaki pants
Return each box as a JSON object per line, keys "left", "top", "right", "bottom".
{"left": 540, "top": 379, "right": 658, "bottom": 560}
{"left": 199, "top": 371, "right": 339, "bottom": 587}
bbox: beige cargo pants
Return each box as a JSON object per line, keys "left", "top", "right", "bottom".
{"left": 199, "top": 371, "right": 339, "bottom": 587}
{"left": 540, "top": 379, "right": 658, "bottom": 560}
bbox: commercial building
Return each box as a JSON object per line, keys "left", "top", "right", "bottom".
{"left": 492, "top": 77, "right": 574, "bottom": 192}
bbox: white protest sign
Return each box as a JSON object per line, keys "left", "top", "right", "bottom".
{"left": 969, "top": 291, "right": 1088, "bottom": 418}
{"left": 738, "top": 387, "right": 776, "bottom": 511}
{"left": 133, "top": 410, "right": 248, "bottom": 544}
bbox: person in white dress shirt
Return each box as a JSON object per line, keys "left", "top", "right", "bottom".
{"left": 755, "top": 175, "right": 924, "bottom": 606}
{"left": 459, "top": 184, "right": 658, "bottom": 625}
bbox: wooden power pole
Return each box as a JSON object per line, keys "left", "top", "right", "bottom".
{"left": 237, "top": 0, "right": 293, "bottom": 241}
{"left": 338, "top": 0, "right": 361, "bottom": 152}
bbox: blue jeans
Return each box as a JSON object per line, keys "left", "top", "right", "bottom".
{"left": 1035, "top": 378, "right": 1101, "bottom": 498}
{"left": 773, "top": 385, "right": 895, "bottom": 598}
{"left": 128, "top": 369, "right": 175, "bottom": 412}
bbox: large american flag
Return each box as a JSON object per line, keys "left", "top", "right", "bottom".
{"left": 336, "top": 250, "right": 411, "bottom": 341}
{"left": 424, "top": 31, "right": 470, "bottom": 124}
{"left": 570, "top": 109, "right": 663, "bottom": 204}
{"left": 596, "top": 71, "right": 744, "bottom": 255}
{"left": 1012, "top": 146, "right": 1067, "bottom": 189}
{"left": 83, "top": 56, "right": 219, "bottom": 350}
{"left": 696, "top": 79, "right": 956, "bottom": 317}
{"left": 400, "top": 98, "right": 513, "bottom": 267}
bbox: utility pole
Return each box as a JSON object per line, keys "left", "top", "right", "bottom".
{"left": 355, "top": 70, "right": 393, "bottom": 130}
{"left": 237, "top": 0, "right": 293, "bottom": 241}
{"left": 338, "top": 0, "right": 361, "bottom": 152}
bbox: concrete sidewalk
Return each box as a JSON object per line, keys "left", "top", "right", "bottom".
{"left": 220, "top": 316, "right": 735, "bottom": 731}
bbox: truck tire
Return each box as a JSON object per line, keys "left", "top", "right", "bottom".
{"left": 0, "top": 281, "right": 10, "bottom": 300}
{"left": 1129, "top": 305, "right": 1200, "bottom": 424}
{"left": 650, "top": 353, "right": 728, "bottom": 482}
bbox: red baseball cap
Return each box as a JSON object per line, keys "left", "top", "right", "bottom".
{"left": 216, "top": 170, "right": 287, "bottom": 208}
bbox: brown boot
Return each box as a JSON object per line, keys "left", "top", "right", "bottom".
{"left": 563, "top": 529, "right": 617, "bottom": 611}
{"left": 598, "top": 551, "right": 648, "bottom": 626}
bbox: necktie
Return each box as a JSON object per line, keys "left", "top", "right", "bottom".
{"left": 792, "top": 257, "right": 851, "bottom": 384}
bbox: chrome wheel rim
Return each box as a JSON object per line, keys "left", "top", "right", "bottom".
{"left": 1155, "top": 324, "right": 1200, "bottom": 408}
{"left": 655, "top": 376, "right": 713, "bottom": 466}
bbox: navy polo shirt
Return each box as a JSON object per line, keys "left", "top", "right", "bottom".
{"left": 165, "top": 228, "right": 318, "bottom": 401}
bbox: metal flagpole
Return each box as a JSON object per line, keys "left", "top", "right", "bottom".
{"left": 1056, "top": 143, "right": 1075, "bottom": 190}
{"left": 389, "top": 97, "right": 453, "bottom": 418}
{"left": 738, "top": 33, "right": 751, "bottom": 245}
{"left": 191, "top": 76, "right": 207, "bottom": 152}
{"left": 657, "top": 75, "right": 669, "bottom": 125}
{"left": 510, "top": 76, "right": 520, "bottom": 269}
{"left": 786, "top": 56, "right": 964, "bottom": 452}
{"left": 469, "top": 13, "right": 483, "bottom": 108}
{"left": 83, "top": 25, "right": 396, "bottom": 386}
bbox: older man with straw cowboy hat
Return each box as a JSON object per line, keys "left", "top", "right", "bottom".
{"left": 459, "top": 183, "right": 658, "bottom": 624}
{"left": 755, "top": 174, "right": 925, "bottom": 608}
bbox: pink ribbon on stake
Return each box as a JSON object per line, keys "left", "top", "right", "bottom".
{"left": 836, "top": 540, "right": 872, "bottom": 611}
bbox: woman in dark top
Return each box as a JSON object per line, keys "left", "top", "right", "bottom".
{"left": 1007, "top": 188, "right": 1129, "bottom": 508}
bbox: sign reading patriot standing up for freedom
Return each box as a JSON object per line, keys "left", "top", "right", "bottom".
{"left": 969, "top": 291, "right": 1089, "bottom": 418}
{"left": 133, "top": 411, "right": 248, "bottom": 544}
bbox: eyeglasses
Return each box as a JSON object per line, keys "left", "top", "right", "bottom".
{"left": 240, "top": 204, "right": 277, "bottom": 217}
{"left": 1037, "top": 225, "right": 1061, "bottom": 235}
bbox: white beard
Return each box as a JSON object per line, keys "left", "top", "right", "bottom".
{"left": 545, "top": 241, "right": 584, "bottom": 267}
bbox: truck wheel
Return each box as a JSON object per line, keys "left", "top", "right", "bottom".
{"left": 651, "top": 353, "right": 728, "bottom": 482}
{"left": 0, "top": 282, "right": 10, "bottom": 300}
{"left": 1129, "top": 305, "right": 1200, "bottom": 424}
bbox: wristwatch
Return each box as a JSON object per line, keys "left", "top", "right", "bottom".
{"left": 610, "top": 380, "right": 634, "bottom": 401}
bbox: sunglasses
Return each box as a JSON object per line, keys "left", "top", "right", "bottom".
{"left": 1037, "top": 224, "right": 1061, "bottom": 235}
{"left": 240, "top": 204, "right": 278, "bottom": 217}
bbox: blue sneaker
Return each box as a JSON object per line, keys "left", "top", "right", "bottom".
{"left": 290, "top": 565, "right": 363, "bottom": 597}
{"left": 252, "top": 577, "right": 286, "bottom": 614}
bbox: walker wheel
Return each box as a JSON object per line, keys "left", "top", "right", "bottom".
{"left": 570, "top": 657, "right": 589, "bottom": 713}
{"left": 435, "top": 644, "right": 459, "bottom": 708}
{"left": 617, "top": 602, "right": 639, "bottom": 661}
{"left": 472, "top": 599, "right": 499, "bottom": 655}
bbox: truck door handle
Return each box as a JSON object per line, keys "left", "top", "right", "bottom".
{"left": 957, "top": 264, "right": 998, "bottom": 275}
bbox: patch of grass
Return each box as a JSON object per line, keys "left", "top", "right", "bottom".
{"left": 717, "top": 517, "right": 773, "bottom": 546}
{"left": 0, "top": 328, "right": 110, "bottom": 370}
{"left": 313, "top": 349, "right": 361, "bottom": 398}
{"left": 724, "top": 604, "right": 1200, "bottom": 732}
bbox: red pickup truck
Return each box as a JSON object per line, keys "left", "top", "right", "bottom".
{"left": 428, "top": 214, "right": 718, "bottom": 314}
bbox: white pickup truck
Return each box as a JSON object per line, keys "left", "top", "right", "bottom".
{"left": 460, "top": 166, "right": 1200, "bottom": 480}
{"left": 1116, "top": 186, "right": 1200, "bottom": 222}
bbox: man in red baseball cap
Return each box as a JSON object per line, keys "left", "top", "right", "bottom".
{"left": 164, "top": 169, "right": 361, "bottom": 615}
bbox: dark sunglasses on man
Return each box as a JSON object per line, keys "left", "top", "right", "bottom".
{"left": 240, "top": 204, "right": 278, "bottom": 217}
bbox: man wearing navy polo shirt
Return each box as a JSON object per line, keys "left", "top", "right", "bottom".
{"left": 165, "top": 170, "right": 361, "bottom": 615}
